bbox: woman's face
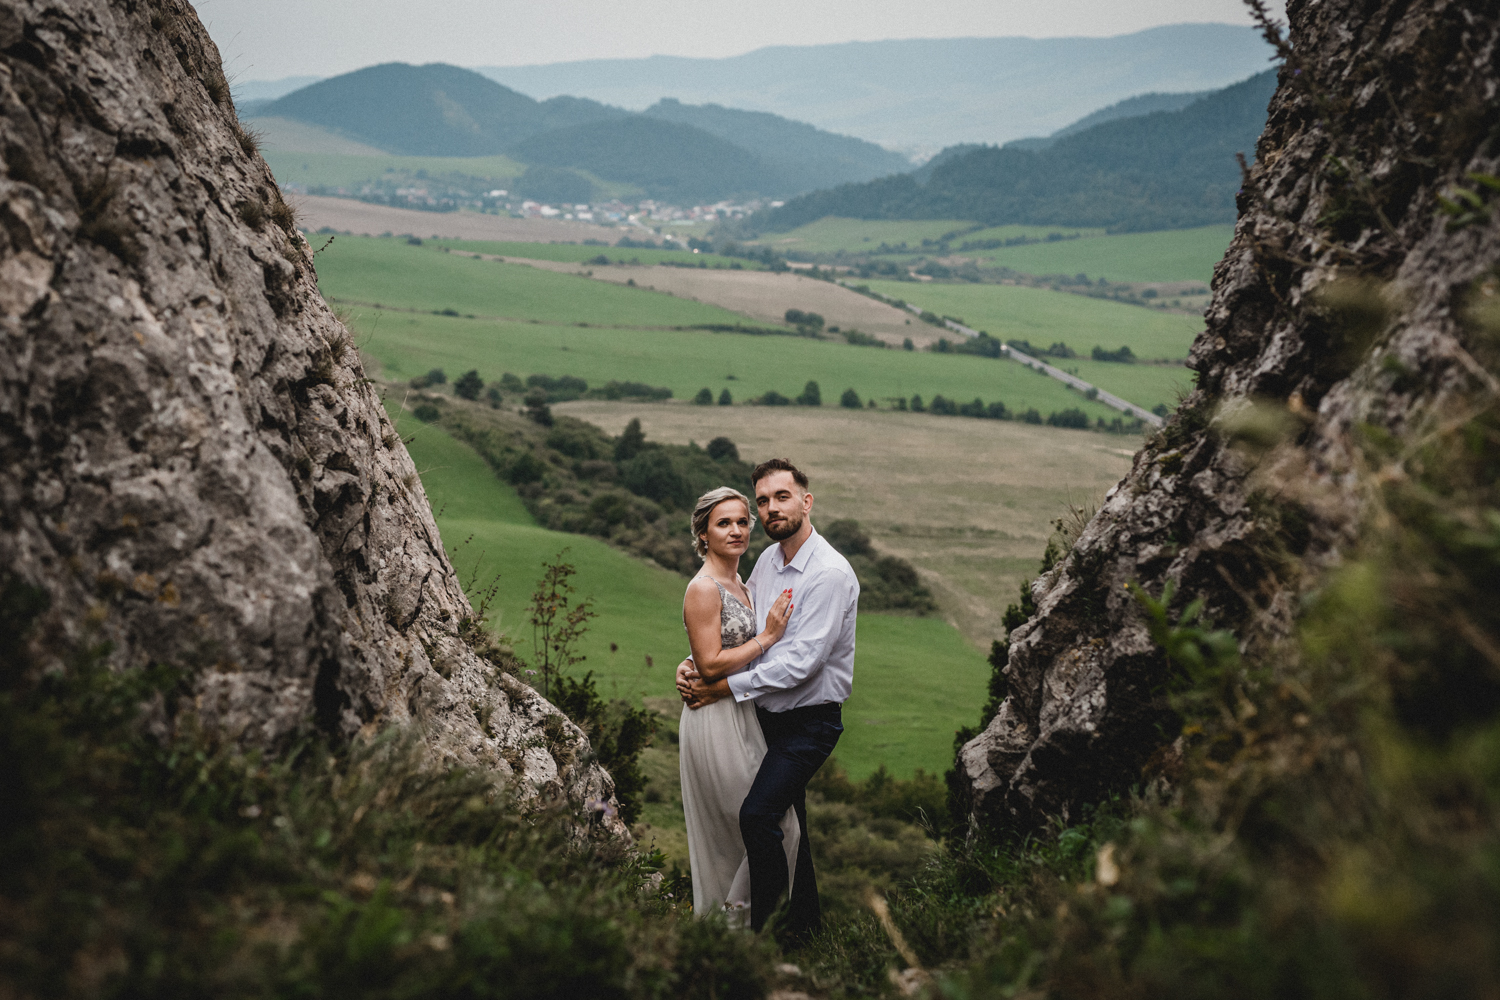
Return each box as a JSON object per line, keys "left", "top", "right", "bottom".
{"left": 702, "top": 499, "right": 751, "bottom": 559}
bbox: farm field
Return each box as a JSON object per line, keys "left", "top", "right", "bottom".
{"left": 262, "top": 149, "right": 526, "bottom": 191}
{"left": 430, "top": 238, "right": 754, "bottom": 270}
{"left": 393, "top": 404, "right": 992, "bottom": 783}
{"left": 292, "top": 194, "right": 626, "bottom": 243}
{"left": 750, "top": 217, "right": 1100, "bottom": 256}
{"left": 359, "top": 312, "right": 1127, "bottom": 423}
{"left": 315, "top": 235, "right": 754, "bottom": 327}
{"left": 554, "top": 401, "right": 1137, "bottom": 648}
{"left": 858, "top": 278, "right": 1203, "bottom": 360}
{"left": 972, "top": 224, "right": 1236, "bottom": 284}
{"left": 1059, "top": 358, "right": 1195, "bottom": 412}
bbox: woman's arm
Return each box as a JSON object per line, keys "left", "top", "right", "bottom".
{"left": 683, "top": 579, "right": 792, "bottom": 683}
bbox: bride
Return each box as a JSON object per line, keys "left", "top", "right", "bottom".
{"left": 678, "top": 486, "right": 798, "bottom": 922}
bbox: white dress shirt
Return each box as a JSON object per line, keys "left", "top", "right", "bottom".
{"left": 726, "top": 526, "right": 859, "bottom": 711}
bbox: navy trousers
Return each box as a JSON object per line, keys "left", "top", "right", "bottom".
{"left": 740, "top": 702, "right": 843, "bottom": 936}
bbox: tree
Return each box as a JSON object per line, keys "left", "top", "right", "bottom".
{"left": 903, "top": 338, "right": 914, "bottom": 351}
{"left": 614, "top": 417, "right": 646, "bottom": 462}
{"left": 706, "top": 436, "right": 739, "bottom": 462}
{"left": 910, "top": 394, "right": 925, "bottom": 412}
{"left": 693, "top": 387, "right": 714, "bottom": 405}
{"left": 523, "top": 388, "right": 553, "bottom": 426}
{"left": 484, "top": 386, "right": 503, "bottom": 408}
{"left": 796, "top": 380, "right": 822, "bottom": 406}
{"left": 840, "top": 388, "right": 861, "bottom": 408}
{"left": 453, "top": 369, "right": 484, "bottom": 400}
{"left": 718, "top": 388, "right": 732, "bottom": 406}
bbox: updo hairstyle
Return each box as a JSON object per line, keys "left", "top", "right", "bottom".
{"left": 691, "top": 487, "right": 755, "bottom": 559}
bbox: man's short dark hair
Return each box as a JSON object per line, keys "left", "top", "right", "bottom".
{"left": 751, "top": 458, "right": 809, "bottom": 491}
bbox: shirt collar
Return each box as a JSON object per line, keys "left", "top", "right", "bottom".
{"left": 775, "top": 525, "right": 821, "bottom": 574}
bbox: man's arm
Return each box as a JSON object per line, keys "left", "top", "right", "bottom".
{"left": 726, "top": 564, "right": 856, "bottom": 703}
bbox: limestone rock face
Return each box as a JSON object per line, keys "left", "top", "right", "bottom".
{"left": 958, "top": 0, "right": 1500, "bottom": 833}
{"left": 0, "top": 0, "right": 623, "bottom": 833}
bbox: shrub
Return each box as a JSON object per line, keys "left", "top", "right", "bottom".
{"left": 589, "top": 381, "right": 672, "bottom": 402}
{"left": 718, "top": 388, "right": 732, "bottom": 406}
{"left": 758, "top": 391, "right": 790, "bottom": 406}
{"left": 613, "top": 418, "right": 646, "bottom": 462}
{"left": 796, "top": 381, "right": 822, "bottom": 406}
{"left": 910, "top": 394, "right": 925, "bottom": 412}
{"left": 524, "top": 389, "right": 553, "bottom": 426}
{"left": 622, "top": 450, "right": 689, "bottom": 509}
{"left": 507, "top": 450, "right": 545, "bottom": 484}
{"left": 1091, "top": 345, "right": 1137, "bottom": 363}
{"left": 413, "top": 402, "right": 441, "bottom": 423}
{"left": 485, "top": 386, "right": 503, "bottom": 408}
{"left": 986, "top": 401, "right": 1009, "bottom": 419}
{"left": 1047, "top": 407, "right": 1090, "bottom": 428}
{"left": 1021, "top": 407, "right": 1043, "bottom": 424}
{"left": 453, "top": 369, "right": 484, "bottom": 400}
{"left": 409, "top": 367, "right": 447, "bottom": 389}
{"left": 706, "top": 437, "right": 739, "bottom": 462}
{"left": 903, "top": 337, "right": 914, "bottom": 350}
{"left": 693, "top": 387, "right": 714, "bottom": 405}
{"left": 930, "top": 394, "right": 956, "bottom": 415}
{"left": 784, "top": 308, "right": 824, "bottom": 329}
{"left": 839, "top": 388, "right": 862, "bottom": 408}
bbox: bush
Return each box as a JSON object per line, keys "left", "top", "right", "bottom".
{"left": 758, "top": 391, "right": 790, "bottom": 406}
{"left": 718, "top": 388, "right": 732, "bottom": 406}
{"left": 1021, "top": 407, "right": 1043, "bottom": 424}
{"left": 409, "top": 367, "right": 447, "bottom": 389}
{"left": 784, "top": 308, "right": 824, "bottom": 329}
{"left": 843, "top": 329, "right": 885, "bottom": 347}
{"left": 693, "top": 387, "right": 714, "bottom": 405}
{"left": 589, "top": 381, "right": 672, "bottom": 402}
{"left": 622, "top": 450, "right": 689, "bottom": 509}
{"left": 1091, "top": 344, "right": 1137, "bottom": 363}
{"left": 485, "top": 386, "right": 503, "bottom": 408}
{"left": 839, "top": 388, "right": 861, "bottom": 408}
{"left": 706, "top": 436, "right": 739, "bottom": 462}
{"left": 796, "top": 381, "right": 822, "bottom": 406}
{"left": 903, "top": 337, "right": 914, "bottom": 350}
{"left": 986, "top": 401, "right": 1009, "bottom": 419}
{"left": 454, "top": 369, "right": 484, "bottom": 400}
{"left": 1047, "top": 407, "right": 1090, "bottom": 428}
{"left": 614, "top": 418, "right": 646, "bottom": 462}
{"left": 413, "top": 402, "right": 441, "bottom": 423}
{"left": 526, "top": 374, "right": 589, "bottom": 402}
{"left": 930, "top": 394, "right": 956, "bottom": 415}
{"left": 507, "top": 450, "right": 546, "bottom": 484}
{"left": 524, "top": 389, "right": 553, "bottom": 426}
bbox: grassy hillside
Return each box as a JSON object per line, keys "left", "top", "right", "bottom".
{"left": 261, "top": 150, "right": 526, "bottom": 190}
{"left": 396, "top": 406, "right": 991, "bottom": 779}
{"left": 975, "top": 223, "right": 1235, "bottom": 283}
{"left": 751, "top": 217, "right": 1098, "bottom": 255}
{"left": 315, "top": 235, "right": 756, "bottom": 327}
{"left": 858, "top": 278, "right": 1202, "bottom": 360}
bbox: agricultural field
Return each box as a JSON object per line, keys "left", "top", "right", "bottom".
{"left": 262, "top": 149, "right": 527, "bottom": 191}
{"left": 429, "top": 238, "right": 752, "bottom": 270}
{"left": 970, "top": 223, "right": 1236, "bottom": 284}
{"left": 554, "top": 401, "right": 1136, "bottom": 648}
{"left": 857, "top": 278, "right": 1203, "bottom": 360}
{"left": 314, "top": 235, "right": 753, "bottom": 327}
{"left": 1058, "top": 358, "right": 1196, "bottom": 412}
{"left": 394, "top": 404, "right": 993, "bottom": 782}
{"left": 361, "top": 311, "right": 1128, "bottom": 422}
{"left": 749, "top": 217, "right": 1100, "bottom": 256}
{"left": 294, "top": 194, "right": 627, "bottom": 243}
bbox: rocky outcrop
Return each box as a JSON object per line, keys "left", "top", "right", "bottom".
{"left": 958, "top": 0, "right": 1500, "bottom": 833}
{"left": 0, "top": 0, "right": 623, "bottom": 833}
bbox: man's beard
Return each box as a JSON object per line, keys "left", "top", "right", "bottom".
{"left": 763, "top": 510, "right": 804, "bottom": 541}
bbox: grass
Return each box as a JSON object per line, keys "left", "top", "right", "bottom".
{"left": 362, "top": 311, "right": 1128, "bottom": 421}
{"left": 396, "top": 406, "right": 991, "bottom": 781}
{"left": 1053, "top": 358, "right": 1195, "bottom": 412}
{"left": 260, "top": 150, "right": 526, "bottom": 189}
{"left": 750, "top": 217, "right": 977, "bottom": 254}
{"left": 316, "top": 235, "right": 757, "bottom": 327}
{"left": 857, "top": 278, "right": 1203, "bottom": 360}
{"left": 426, "top": 238, "right": 755, "bottom": 270}
{"left": 972, "top": 223, "right": 1236, "bottom": 284}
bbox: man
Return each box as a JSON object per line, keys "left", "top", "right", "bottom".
{"left": 677, "top": 458, "right": 858, "bottom": 939}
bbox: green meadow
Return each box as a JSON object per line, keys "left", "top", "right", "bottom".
{"left": 974, "top": 224, "right": 1236, "bottom": 284}
{"left": 397, "top": 406, "right": 991, "bottom": 779}
{"left": 1055, "top": 358, "right": 1195, "bottom": 412}
{"left": 427, "top": 238, "right": 756, "bottom": 270}
{"left": 315, "top": 235, "right": 755, "bottom": 327}
{"left": 263, "top": 150, "right": 526, "bottom": 189}
{"left": 362, "top": 312, "right": 1126, "bottom": 421}
{"left": 752, "top": 217, "right": 975, "bottom": 254}
{"left": 858, "top": 278, "right": 1203, "bottom": 360}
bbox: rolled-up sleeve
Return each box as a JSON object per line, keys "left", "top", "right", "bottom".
{"left": 727, "top": 564, "right": 856, "bottom": 702}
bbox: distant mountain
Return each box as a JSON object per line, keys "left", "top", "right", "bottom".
{"left": 476, "top": 24, "right": 1276, "bottom": 151}
{"left": 510, "top": 117, "right": 784, "bottom": 204}
{"left": 1005, "top": 88, "right": 1216, "bottom": 151}
{"left": 252, "top": 62, "right": 909, "bottom": 203}
{"left": 642, "top": 99, "right": 910, "bottom": 191}
{"left": 756, "top": 69, "right": 1278, "bottom": 234}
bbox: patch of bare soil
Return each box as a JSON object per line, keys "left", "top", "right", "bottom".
{"left": 554, "top": 401, "right": 1136, "bottom": 646}
{"left": 290, "top": 194, "right": 625, "bottom": 243}
{"left": 516, "top": 259, "right": 944, "bottom": 348}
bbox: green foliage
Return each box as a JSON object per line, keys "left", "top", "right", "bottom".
{"left": 0, "top": 578, "right": 771, "bottom": 999}
{"left": 821, "top": 519, "right": 937, "bottom": 615}
{"left": 453, "top": 369, "right": 485, "bottom": 400}
{"left": 413, "top": 402, "right": 441, "bottom": 423}
{"left": 796, "top": 380, "right": 822, "bottom": 406}
{"left": 717, "top": 388, "right": 733, "bottom": 406}
{"left": 525, "top": 551, "right": 598, "bottom": 701}
{"left": 692, "top": 387, "right": 713, "bottom": 405}
{"left": 839, "top": 387, "right": 862, "bottom": 408}
{"left": 1091, "top": 344, "right": 1136, "bottom": 362}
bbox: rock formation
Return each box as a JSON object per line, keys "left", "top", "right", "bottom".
{"left": 0, "top": 0, "right": 622, "bottom": 833}
{"left": 957, "top": 0, "right": 1500, "bottom": 833}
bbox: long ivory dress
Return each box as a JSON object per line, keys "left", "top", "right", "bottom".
{"left": 679, "top": 579, "right": 799, "bottom": 922}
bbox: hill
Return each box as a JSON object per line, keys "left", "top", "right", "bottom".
{"left": 476, "top": 24, "right": 1276, "bottom": 150}
{"left": 1004, "top": 87, "right": 1216, "bottom": 151}
{"left": 755, "top": 69, "right": 1278, "bottom": 233}
{"left": 642, "top": 98, "right": 910, "bottom": 192}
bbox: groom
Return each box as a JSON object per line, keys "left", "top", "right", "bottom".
{"left": 678, "top": 458, "right": 859, "bottom": 940}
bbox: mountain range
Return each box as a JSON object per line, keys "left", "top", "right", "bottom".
{"left": 475, "top": 24, "right": 1276, "bottom": 151}
{"left": 755, "top": 69, "right": 1278, "bottom": 234}
{"left": 250, "top": 63, "right": 908, "bottom": 203}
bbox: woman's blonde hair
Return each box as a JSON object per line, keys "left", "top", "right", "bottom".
{"left": 691, "top": 487, "right": 755, "bottom": 559}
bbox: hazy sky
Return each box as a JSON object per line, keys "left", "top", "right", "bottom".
{"left": 201, "top": 0, "right": 1284, "bottom": 83}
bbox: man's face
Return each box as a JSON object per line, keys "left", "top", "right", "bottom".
{"left": 755, "top": 471, "right": 812, "bottom": 541}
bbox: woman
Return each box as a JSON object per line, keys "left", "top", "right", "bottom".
{"left": 678, "top": 486, "right": 798, "bottom": 923}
